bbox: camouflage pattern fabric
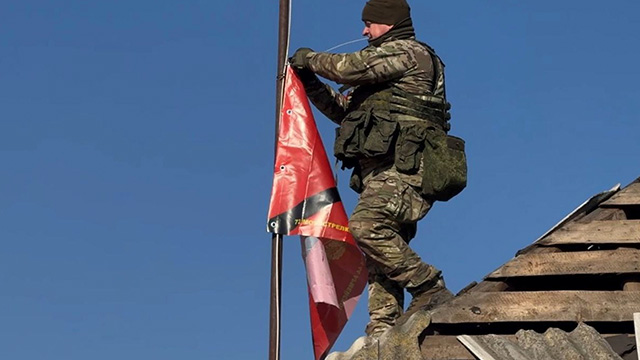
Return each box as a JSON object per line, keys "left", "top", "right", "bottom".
{"left": 304, "top": 38, "right": 435, "bottom": 125}
{"left": 350, "top": 169, "right": 439, "bottom": 336}
{"left": 422, "top": 133, "right": 467, "bottom": 201}
{"left": 307, "top": 39, "right": 435, "bottom": 95}
{"left": 299, "top": 36, "right": 447, "bottom": 336}
{"left": 302, "top": 37, "right": 439, "bottom": 190}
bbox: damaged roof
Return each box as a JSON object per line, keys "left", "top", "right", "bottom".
{"left": 458, "top": 323, "right": 625, "bottom": 360}
{"left": 328, "top": 176, "right": 640, "bottom": 360}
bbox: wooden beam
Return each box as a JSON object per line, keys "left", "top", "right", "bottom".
{"left": 533, "top": 184, "right": 620, "bottom": 243}
{"left": 579, "top": 207, "right": 627, "bottom": 222}
{"left": 421, "top": 335, "right": 475, "bottom": 360}
{"left": 539, "top": 220, "right": 640, "bottom": 245}
{"left": 624, "top": 281, "right": 640, "bottom": 291}
{"left": 602, "top": 183, "right": 640, "bottom": 207}
{"left": 461, "top": 280, "right": 509, "bottom": 294}
{"left": 430, "top": 291, "right": 640, "bottom": 324}
{"left": 487, "top": 249, "right": 640, "bottom": 278}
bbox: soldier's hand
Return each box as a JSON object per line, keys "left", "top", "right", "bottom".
{"left": 293, "top": 67, "right": 319, "bottom": 84}
{"left": 289, "top": 47, "right": 313, "bottom": 69}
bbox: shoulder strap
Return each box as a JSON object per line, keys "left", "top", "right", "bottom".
{"left": 416, "top": 41, "right": 447, "bottom": 99}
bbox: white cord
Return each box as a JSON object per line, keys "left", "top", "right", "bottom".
{"left": 324, "top": 38, "right": 367, "bottom": 52}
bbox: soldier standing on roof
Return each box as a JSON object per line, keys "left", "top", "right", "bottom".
{"left": 290, "top": 0, "right": 466, "bottom": 340}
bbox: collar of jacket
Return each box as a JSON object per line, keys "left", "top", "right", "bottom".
{"left": 368, "top": 17, "right": 416, "bottom": 47}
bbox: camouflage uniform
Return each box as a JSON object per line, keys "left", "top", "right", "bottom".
{"left": 300, "top": 34, "right": 448, "bottom": 337}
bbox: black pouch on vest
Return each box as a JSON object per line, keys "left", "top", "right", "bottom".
{"left": 335, "top": 108, "right": 398, "bottom": 161}
{"left": 421, "top": 131, "right": 467, "bottom": 201}
{"left": 362, "top": 109, "right": 397, "bottom": 157}
{"left": 334, "top": 110, "right": 368, "bottom": 163}
{"left": 395, "top": 123, "right": 427, "bottom": 174}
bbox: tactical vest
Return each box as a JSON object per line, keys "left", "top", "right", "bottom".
{"left": 334, "top": 41, "right": 467, "bottom": 200}
{"left": 333, "top": 42, "right": 451, "bottom": 170}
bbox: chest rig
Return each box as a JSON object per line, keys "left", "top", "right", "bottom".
{"left": 333, "top": 41, "right": 451, "bottom": 174}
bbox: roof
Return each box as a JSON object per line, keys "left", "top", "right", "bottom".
{"left": 327, "top": 176, "right": 640, "bottom": 360}
{"left": 458, "top": 323, "right": 623, "bottom": 360}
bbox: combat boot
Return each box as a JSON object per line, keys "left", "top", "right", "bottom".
{"left": 398, "top": 276, "right": 453, "bottom": 324}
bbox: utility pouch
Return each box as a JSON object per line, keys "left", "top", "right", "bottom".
{"left": 362, "top": 109, "right": 397, "bottom": 157}
{"left": 334, "top": 108, "right": 398, "bottom": 162}
{"left": 334, "top": 110, "right": 368, "bottom": 163}
{"left": 421, "top": 131, "right": 467, "bottom": 201}
{"left": 395, "top": 123, "right": 427, "bottom": 174}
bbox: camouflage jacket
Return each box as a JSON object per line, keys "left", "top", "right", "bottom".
{"left": 302, "top": 37, "right": 447, "bottom": 191}
{"left": 304, "top": 37, "right": 437, "bottom": 125}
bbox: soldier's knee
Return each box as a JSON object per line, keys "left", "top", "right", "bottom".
{"left": 350, "top": 216, "right": 399, "bottom": 245}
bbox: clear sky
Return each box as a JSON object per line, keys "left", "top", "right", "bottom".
{"left": 1, "top": 1, "right": 639, "bottom": 359}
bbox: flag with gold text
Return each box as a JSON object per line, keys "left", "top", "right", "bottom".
{"left": 267, "top": 66, "right": 368, "bottom": 360}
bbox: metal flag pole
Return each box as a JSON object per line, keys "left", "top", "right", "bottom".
{"left": 268, "top": 233, "right": 283, "bottom": 360}
{"left": 269, "top": 0, "right": 290, "bottom": 359}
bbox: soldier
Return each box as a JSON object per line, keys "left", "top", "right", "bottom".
{"left": 290, "top": 0, "right": 459, "bottom": 339}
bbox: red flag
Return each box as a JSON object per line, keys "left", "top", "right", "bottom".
{"left": 267, "top": 66, "right": 368, "bottom": 360}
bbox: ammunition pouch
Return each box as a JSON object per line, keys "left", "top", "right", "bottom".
{"left": 334, "top": 107, "right": 398, "bottom": 167}
{"left": 334, "top": 81, "right": 461, "bottom": 199}
{"left": 421, "top": 130, "right": 467, "bottom": 201}
{"left": 395, "top": 122, "right": 427, "bottom": 174}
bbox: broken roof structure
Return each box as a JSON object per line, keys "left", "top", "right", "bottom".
{"left": 328, "top": 177, "right": 640, "bottom": 360}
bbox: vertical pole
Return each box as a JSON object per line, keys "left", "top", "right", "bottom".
{"left": 269, "top": 1, "right": 290, "bottom": 360}
{"left": 268, "top": 234, "right": 283, "bottom": 360}
{"left": 275, "top": 0, "right": 291, "bottom": 129}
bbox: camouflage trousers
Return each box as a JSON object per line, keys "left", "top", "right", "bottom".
{"left": 349, "top": 169, "right": 440, "bottom": 337}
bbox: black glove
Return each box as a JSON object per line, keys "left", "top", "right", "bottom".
{"left": 294, "top": 67, "right": 319, "bottom": 84}
{"left": 289, "top": 47, "right": 313, "bottom": 69}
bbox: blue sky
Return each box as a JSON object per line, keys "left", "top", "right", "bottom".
{"left": 1, "top": 1, "right": 639, "bottom": 359}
